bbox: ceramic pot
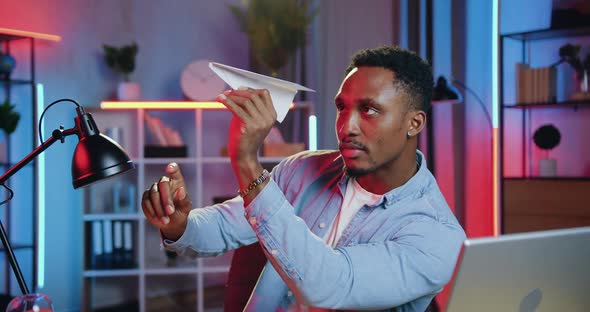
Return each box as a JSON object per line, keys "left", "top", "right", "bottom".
{"left": 0, "top": 53, "right": 16, "bottom": 79}
{"left": 117, "top": 82, "right": 141, "bottom": 101}
{"left": 539, "top": 158, "right": 557, "bottom": 177}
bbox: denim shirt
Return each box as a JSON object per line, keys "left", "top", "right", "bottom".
{"left": 165, "top": 150, "right": 466, "bottom": 311}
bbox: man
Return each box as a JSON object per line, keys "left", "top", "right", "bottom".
{"left": 141, "top": 46, "right": 465, "bottom": 311}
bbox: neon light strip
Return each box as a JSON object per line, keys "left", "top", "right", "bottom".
{"left": 36, "top": 83, "right": 45, "bottom": 288}
{"left": 492, "top": 0, "right": 500, "bottom": 236}
{"left": 308, "top": 115, "right": 317, "bottom": 151}
{"left": 101, "top": 101, "right": 296, "bottom": 110}
{"left": 101, "top": 101, "right": 225, "bottom": 109}
{"left": 492, "top": 128, "right": 499, "bottom": 237}
{"left": 0, "top": 27, "right": 61, "bottom": 42}
{"left": 492, "top": 1, "right": 499, "bottom": 129}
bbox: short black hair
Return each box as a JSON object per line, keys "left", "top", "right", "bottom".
{"left": 345, "top": 46, "right": 433, "bottom": 112}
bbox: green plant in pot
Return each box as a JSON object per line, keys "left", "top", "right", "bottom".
{"left": 557, "top": 43, "right": 590, "bottom": 99}
{"left": 0, "top": 99, "right": 20, "bottom": 136}
{"left": 228, "top": 0, "right": 317, "bottom": 77}
{"left": 533, "top": 124, "right": 561, "bottom": 177}
{"left": 103, "top": 42, "right": 140, "bottom": 101}
{"left": 0, "top": 99, "right": 20, "bottom": 162}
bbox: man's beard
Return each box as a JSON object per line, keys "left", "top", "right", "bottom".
{"left": 344, "top": 165, "right": 374, "bottom": 177}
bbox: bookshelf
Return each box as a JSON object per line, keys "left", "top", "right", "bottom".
{"left": 81, "top": 103, "right": 312, "bottom": 311}
{"left": 0, "top": 28, "right": 60, "bottom": 302}
{"left": 499, "top": 27, "right": 590, "bottom": 234}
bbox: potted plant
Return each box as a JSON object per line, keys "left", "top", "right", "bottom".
{"left": 533, "top": 124, "right": 561, "bottom": 177}
{"left": 557, "top": 43, "right": 590, "bottom": 99}
{"left": 228, "top": 0, "right": 317, "bottom": 77}
{"left": 0, "top": 50, "right": 16, "bottom": 80}
{"left": 0, "top": 99, "right": 20, "bottom": 162}
{"left": 103, "top": 42, "right": 140, "bottom": 101}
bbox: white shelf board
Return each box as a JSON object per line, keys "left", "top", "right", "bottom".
{"left": 83, "top": 269, "right": 140, "bottom": 277}
{"left": 83, "top": 213, "right": 142, "bottom": 221}
{"left": 142, "top": 158, "right": 198, "bottom": 165}
{"left": 200, "top": 157, "right": 285, "bottom": 164}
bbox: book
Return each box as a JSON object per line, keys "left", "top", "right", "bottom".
{"left": 112, "top": 181, "right": 121, "bottom": 213}
{"left": 91, "top": 221, "right": 103, "bottom": 269}
{"left": 103, "top": 220, "right": 113, "bottom": 268}
{"left": 144, "top": 113, "right": 168, "bottom": 145}
{"left": 515, "top": 63, "right": 529, "bottom": 103}
{"left": 113, "top": 220, "right": 123, "bottom": 268}
{"left": 123, "top": 221, "right": 134, "bottom": 268}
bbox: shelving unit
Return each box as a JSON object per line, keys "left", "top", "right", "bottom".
{"left": 499, "top": 27, "right": 590, "bottom": 234}
{"left": 0, "top": 28, "right": 60, "bottom": 301}
{"left": 81, "top": 103, "right": 312, "bottom": 311}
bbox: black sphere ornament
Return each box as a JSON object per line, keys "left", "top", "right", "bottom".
{"left": 533, "top": 124, "right": 561, "bottom": 150}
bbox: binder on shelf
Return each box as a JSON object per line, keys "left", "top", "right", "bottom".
{"left": 113, "top": 220, "right": 124, "bottom": 268}
{"left": 123, "top": 221, "right": 135, "bottom": 268}
{"left": 127, "top": 184, "right": 137, "bottom": 213}
{"left": 120, "top": 183, "right": 137, "bottom": 213}
{"left": 112, "top": 182, "right": 121, "bottom": 213}
{"left": 87, "top": 184, "right": 96, "bottom": 214}
{"left": 103, "top": 220, "right": 113, "bottom": 269}
{"left": 112, "top": 182, "right": 138, "bottom": 213}
{"left": 91, "top": 221, "right": 104, "bottom": 269}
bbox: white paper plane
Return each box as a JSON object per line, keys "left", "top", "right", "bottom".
{"left": 209, "top": 62, "right": 315, "bottom": 123}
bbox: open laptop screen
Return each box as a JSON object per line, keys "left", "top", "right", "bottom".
{"left": 446, "top": 227, "right": 590, "bottom": 312}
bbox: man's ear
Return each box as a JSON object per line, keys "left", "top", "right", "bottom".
{"left": 406, "top": 110, "right": 426, "bottom": 137}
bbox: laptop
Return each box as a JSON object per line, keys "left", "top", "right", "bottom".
{"left": 446, "top": 226, "right": 590, "bottom": 312}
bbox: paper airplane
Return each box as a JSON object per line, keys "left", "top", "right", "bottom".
{"left": 209, "top": 62, "right": 315, "bottom": 123}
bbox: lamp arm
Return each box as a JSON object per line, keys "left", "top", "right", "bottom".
{"left": 0, "top": 126, "right": 77, "bottom": 295}
{"left": 0, "top": 126, "right": 77, "bottom": 184}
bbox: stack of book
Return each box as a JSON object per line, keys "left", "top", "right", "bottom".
{"left": 515, "top": 64, "right": 557, "bottom": 104}
{"left": 144, "top": 113, "right": 187, "bottom": 157}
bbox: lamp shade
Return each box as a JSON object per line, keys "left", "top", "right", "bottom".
{"left": 71, "top": 133, "right": 134, "bottom": 189}
{"left": 432, "top": 76, "right": 463, "bottom": 104}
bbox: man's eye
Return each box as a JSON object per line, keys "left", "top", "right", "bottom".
{"left": 362, "top": 105, "right": 378, "bottom": 115}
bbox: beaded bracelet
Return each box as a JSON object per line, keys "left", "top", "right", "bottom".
{"left": 238, "top": 169, "right": 270, "bottom": 198}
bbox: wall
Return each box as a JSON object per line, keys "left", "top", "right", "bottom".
{"left": 312, "top": 0, "right": 395, "bottom": 149}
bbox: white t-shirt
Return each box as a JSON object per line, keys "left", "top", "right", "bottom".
{"left": 324, "top": 178, "right": 383, "bottom": 247}
{"left": 290, "top": 179, "right": 384, "bottom": 312}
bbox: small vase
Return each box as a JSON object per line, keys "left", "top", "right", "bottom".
{"left": 539, "top": 158, "right": 557, "bottom": 177}
{"left": 571, "top": 70, "right": 590, "bottom": 100}
{"left": 6, "top": 293, "right": 54, "bottom": 312}
{"left": 117, "top": 82, "right": 141, "bottom": 101}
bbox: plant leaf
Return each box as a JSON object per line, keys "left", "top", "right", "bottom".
{"left": 0, "top": 99, "right": 20, "bottom": 135}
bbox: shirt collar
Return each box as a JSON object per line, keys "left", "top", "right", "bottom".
{"left": 337, "top": 150, "right": 430, "bottom": 209}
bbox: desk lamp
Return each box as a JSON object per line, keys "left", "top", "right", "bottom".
{"left": 0, "top": 99, "right": 135, "bottom": 311}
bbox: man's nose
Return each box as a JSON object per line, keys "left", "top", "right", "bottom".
{"left": 339, "top": 112, "right": 360, "bottom": 136}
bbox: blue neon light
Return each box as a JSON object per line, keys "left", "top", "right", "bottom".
{"left": 36, "top": 83, "right": 45, "bottom": 289}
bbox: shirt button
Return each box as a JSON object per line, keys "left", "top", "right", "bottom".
{"left": 287, "top": 291, "right": 293, "bottom": 297}
{"left": 318, "top": 222, "right": 325, "bottom": 229}
{"left": 249, "top": 217, "right": 257, "bottom": 225}
{"left": 270, "top": 249, "right": 279, "bottom": 256}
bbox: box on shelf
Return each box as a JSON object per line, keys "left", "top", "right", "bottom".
{"left": 144, "top": 145, "right": 187, "bottom": 158}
